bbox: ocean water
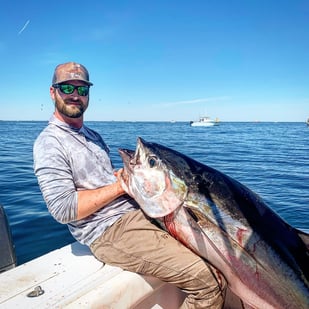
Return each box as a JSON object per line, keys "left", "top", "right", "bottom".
{"left": 0, "top": 121, "right": 308, "bottom": 265}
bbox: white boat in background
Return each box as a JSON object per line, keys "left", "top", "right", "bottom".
{"left": 190, "top": 116, "right": 219, "bottom": 127}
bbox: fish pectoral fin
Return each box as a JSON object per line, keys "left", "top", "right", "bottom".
{"left": 183, "top": 204, "right": 268, "bottom": 272}
{"left": 183, "top": 204, "right": 218, "bottom": 229}
{"left": 296, "top": 228, "right": 309, "bottom": 249}
{"left": 185, "top": 207, "right": 200, "bottom": 223}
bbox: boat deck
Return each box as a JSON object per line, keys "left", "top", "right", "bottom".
{"left": 0, "top": 242, "right": 242, "bottom": 308}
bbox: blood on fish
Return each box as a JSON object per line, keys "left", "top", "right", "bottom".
{"left": 164, "top": 213, "right": 178, "bottom": 239}
{"left": 164, "top": 213, "right": 189, "bottom": 247}
{"left": 236, "top": 228, "right": 247, "bottom": 246}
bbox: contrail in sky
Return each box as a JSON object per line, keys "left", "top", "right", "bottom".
{"left": 18, "top": 20, "right": 30, "bottom": 35}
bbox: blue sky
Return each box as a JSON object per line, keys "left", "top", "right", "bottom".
{"left": 1, "top": 0, "right": 308, "bottom": 122}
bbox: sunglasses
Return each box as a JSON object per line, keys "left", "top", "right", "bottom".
{"left": 53, "top": 84, "right": 90, "bottom": 96}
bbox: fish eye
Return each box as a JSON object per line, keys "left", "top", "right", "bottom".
{"left": 148, "top": 157, "right": 157, "bottom": 168}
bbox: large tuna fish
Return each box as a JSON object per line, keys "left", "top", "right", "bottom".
{"left": 119, "top": 137, "right": 309, "bottom": 309}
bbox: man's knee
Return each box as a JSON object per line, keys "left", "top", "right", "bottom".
{"left": 181, "top": 261, "right": 227, "bottom": 309}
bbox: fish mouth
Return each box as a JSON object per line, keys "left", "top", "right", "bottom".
{"left": 118, "top": 148, "right": 135, "bottom": 171}
{"left": 118, "top": 138, "right": 146, "bottom": 170}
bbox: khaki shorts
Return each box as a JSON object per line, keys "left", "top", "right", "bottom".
{"left": 90, "top": 209, "right": 226, "bottom": 309}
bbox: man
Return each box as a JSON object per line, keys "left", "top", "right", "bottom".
{"left": 33, "top": 62, "right": 226, "bottom": 308}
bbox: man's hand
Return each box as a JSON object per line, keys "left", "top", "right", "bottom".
{"left": 114, "top": 168, "right": 131, "bottom": 196}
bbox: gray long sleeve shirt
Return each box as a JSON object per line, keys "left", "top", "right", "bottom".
{"left": 33, "top": 115, "right": 138, "bottom": 246}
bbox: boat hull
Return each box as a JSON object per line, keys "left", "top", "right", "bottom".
{"left": 190, "top": 122, "right": 216, "bottom": 127}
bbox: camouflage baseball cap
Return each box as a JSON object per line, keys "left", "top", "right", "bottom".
{"left": 52, "top": 62, "right": 93, "bottom": 86}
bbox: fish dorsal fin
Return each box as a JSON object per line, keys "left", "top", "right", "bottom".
{"left": 296, "top": 229, "right": 309, "bottom": 250}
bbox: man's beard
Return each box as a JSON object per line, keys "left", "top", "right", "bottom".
{"left": 55, "top": 97, "right": 87, "bottom": 118}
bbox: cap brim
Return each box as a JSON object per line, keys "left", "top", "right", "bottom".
{"left": 56, "top": 79, "right": 93, "bottom": 86}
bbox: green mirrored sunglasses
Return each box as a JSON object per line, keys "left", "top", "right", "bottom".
{"left": 53, "top": 83, "right": 90, "bottom": 96}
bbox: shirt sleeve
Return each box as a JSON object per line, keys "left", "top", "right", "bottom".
{"left": 33, "top": 133, "right": 78, "bottom": 223}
